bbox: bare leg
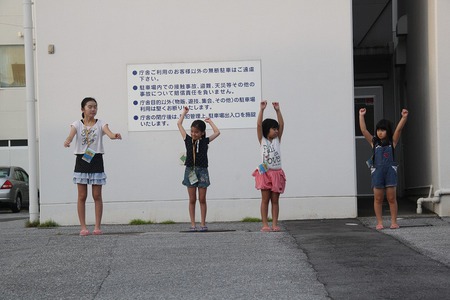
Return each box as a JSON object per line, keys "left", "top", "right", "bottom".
{"left": 77, "top": 184, "right": 88, "bottom": 230}
{"left": 92, "top": 185, "right": 103, "bottom": 231}
{"left": 373, "top": 188, "right": 385, "bottom": 228}
{"left": 198, "top": 187, "right": 207, "bottom": 227}
{"left": 386, "top": 187, "right": 398, "bottom": 227}
{"left": 187, "top": 187, "right": 197, "bottom": 227}
{"left": 260, "top": 190, "right": 271, "bottom": 228}
{"left": 271, "top": 192, "right": 280, "bottom": 229}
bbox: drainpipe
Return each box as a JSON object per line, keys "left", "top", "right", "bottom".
{"left": 23, "top": 0, "right": 39, "bottom": 222}
{"left": 417, "top": 186, "right": 450, "bottom": 214}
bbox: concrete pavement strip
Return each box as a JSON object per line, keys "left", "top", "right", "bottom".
{"left": 0, "top": 216, "right": 449, "bottom": 299}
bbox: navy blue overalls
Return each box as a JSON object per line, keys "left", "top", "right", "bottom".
{"left": 371, "top": 138, "right": 398, "bottom": 189}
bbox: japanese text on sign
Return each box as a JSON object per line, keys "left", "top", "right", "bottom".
{"left": 127, "top": 60, "right": 261, "bottom": 131}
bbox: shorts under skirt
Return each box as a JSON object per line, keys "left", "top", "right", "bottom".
{"left": 252, "top": 168, "right": 286, "bottom": 194}
{"left": 73, "top": 172, "right": 107, "bottom": 185}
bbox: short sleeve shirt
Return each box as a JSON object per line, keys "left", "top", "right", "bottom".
{"left": 71, "top": 119, "right": 106, "bottom": 154}
{"left": 261, "top": 137, "right": 282, "bottom": 170}
{"left": 184, "top": 135, "right": 210, "bottom": 168}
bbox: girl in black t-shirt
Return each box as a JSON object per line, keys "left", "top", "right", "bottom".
{"left": 177, "top": 106, "right": 220, "bottom": 232}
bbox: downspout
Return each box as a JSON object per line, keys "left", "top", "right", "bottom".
{"left": 417, "top": 186, "right": 450, "bottom": 214}
{"left": 23, "top": 0, "right": 39, "bottom": 222}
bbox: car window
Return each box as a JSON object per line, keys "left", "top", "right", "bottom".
{"left": 0, "top": 168, "right": 9, "bottom": 178}
{"left": 20, "top": 170, "right": 29, "bottom": 183}
{"left": 14, "top": 170, "right": 24, "bottom": 181}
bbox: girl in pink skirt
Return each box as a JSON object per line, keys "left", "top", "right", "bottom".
{"left": 252, "top": 100, "right": 286, "bottom": 232}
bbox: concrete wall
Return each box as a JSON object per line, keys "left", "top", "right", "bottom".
{"left": 34, "top": 0, "right": 357, "bottom": 225}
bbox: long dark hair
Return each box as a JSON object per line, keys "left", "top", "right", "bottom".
{"left": 262, "top": 118, "right": 279, "bottom": 139}
{"left": 375, "top": 119, "right": 393, "bottom": 142}
{"left": 191, "top": 120, "right": 206, "bottom": 138}
{"left": 81, "top": 97, "right": 97, "bottom": 118}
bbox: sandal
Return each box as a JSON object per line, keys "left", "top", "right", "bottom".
{"left": 79, "top": 229, "right": 90, "bottom": 236}
{"left": 260, "top": 226, "right": 271, "bottom": 232}
{"left": 199, "top": 226, "right": 208, "bottom": 232}
{"left": 390, "top": 224, "right": 400, "bottom": 229}
{"left": 272, "top": 226, "right": 281, "bottom": 232}
{"left": 189, "top": 226, "right": 197, "bottom": 232}
{"left": 93, "top": 229, "right": 103, "bottom": 235}
{"left": 376, "top": 224, "right": 384, "bottom": 230}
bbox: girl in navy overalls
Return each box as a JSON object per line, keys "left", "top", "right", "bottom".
{"left": 359, "top": 108, "right": 408, "bottom": 230}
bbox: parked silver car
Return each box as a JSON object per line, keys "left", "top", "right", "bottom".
{"left": 0, "top": 166, "right": 30, "bottom": 213}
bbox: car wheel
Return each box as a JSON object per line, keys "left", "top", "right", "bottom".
{"left": 11, "top": 194, "right": 22, "bottom": 213}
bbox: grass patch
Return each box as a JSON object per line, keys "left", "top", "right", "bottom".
{"left": 242, "top": 217, "right": 261, "bottom": 222}
{"left": 159, "top": 220, "right": 176, "bottom": 224}
{"left": 129, "top": 219, "right": 154, "bottom": 225}
{"left": 39, "top": 220, "right": 59, "bottom": 227}
{"left": 26, "top": 220, "right": 59, "bottom": 228}
{"left": 241, "top": 217, "right": 273, "bottom": 223}
{"left": 25, "top": 220, "right": 40, "bottom": 228}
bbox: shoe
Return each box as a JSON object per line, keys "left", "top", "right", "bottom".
{"left": 390, "top": 224, "right": 400, "bottom": 229}
{"left": 376, "top": 224, "right": 384, "bottom": 230}
{"left": 93, "top": 229, "right": 103, "bottom": 235}
{"left": 260, "top": 226, "right": 271, "bottom": 232}
{"left": 199, "top": 226, "right": 208, "bottom": 232}
{"left": 189, "top": 226, "right": 197, "bottom": 232}
{"left": 272, "top": 226, "right": 281, "bottom": 232}
{"left": 79, "top": 229, "right": 90, "bottom": 236}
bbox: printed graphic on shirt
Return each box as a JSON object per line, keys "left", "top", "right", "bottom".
{"left": 263, "top": 143, "right": 281, "bottom": 168}
{"left": 81, "top": 127, "right": 98, "bottom": 147}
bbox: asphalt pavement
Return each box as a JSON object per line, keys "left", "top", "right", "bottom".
{"left": 1, "top": 210, "right": 450, "bottom": 300}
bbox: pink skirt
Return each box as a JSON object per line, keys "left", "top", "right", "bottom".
{"left": 252, "top": 168, "right": 286, "bottom": 194}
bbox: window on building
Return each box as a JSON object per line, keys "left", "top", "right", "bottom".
{"left": 10, "top": 139, "right": 28, "bottom": 146}
{"left": 0, "top": 45, "right": 26, "bottom": 88}
{"left": 0, "top": 140, "right": 28, "bottom": 147}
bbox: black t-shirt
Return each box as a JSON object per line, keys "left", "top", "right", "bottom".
{"left": 184, "top": 135, "right": 210, "bottom": 168}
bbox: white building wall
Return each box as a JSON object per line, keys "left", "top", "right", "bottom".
{"left": 34, "top": 0, "right": 357, "bottom": 225}
{"left": 0, "top": 0, "right": 29, "bottom": 170}
{"left": 435, "top": 0, "right": 450, "bottom": 215}
{"left": 404, "top": 0, "right": 450, "bottom": 216}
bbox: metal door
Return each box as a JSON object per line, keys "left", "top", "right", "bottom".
{"left": 354, "top": 86, "right": 383, "bottom": 196}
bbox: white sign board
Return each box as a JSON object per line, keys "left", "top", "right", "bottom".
{"left": 127, "top": 60, "right": 261, "bottom": 131}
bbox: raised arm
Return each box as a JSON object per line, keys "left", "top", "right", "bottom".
{"left": 64, "top": 126, "right": 77, "bottom": 147}
{"left": 392, "top": 109, "right": 409, "bottom": 147}
{"left": 103, "top": 124, "right": 122, "bottom": 140}
{"left": 177, "top": 106, "right": 189, "bottom": 140}
{"left": 257, "top": 101, "right": 267, "bottom": 144}
{"left": 359, "top": 108, "right": 373, "bottom": 146}
{"left": 272, "top": 102, "right": 284, "bottom": 141}
{"left": 205, "top": 118, "right": 220, "bottom": 142}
